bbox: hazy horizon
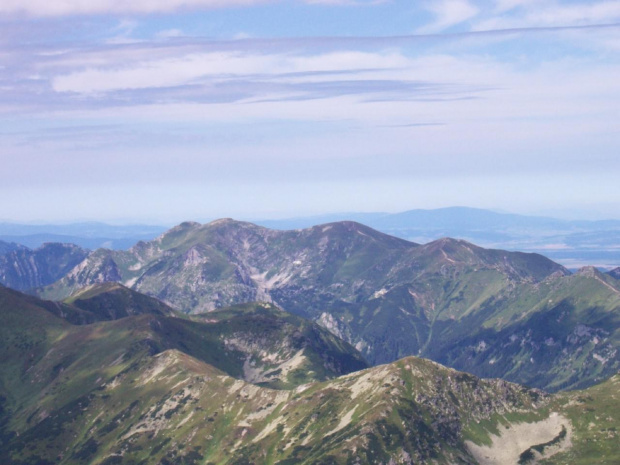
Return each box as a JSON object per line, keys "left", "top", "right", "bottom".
{"left": 2, "top": 204, "right": 620, "bottom": 227}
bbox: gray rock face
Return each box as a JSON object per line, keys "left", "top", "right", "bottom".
{"left": 0, "top": 240, "right": 26, "bottom": 256}
{"left": 35, "top": 219, "right": 620, "bottom": 391}
{"left": 0, "top": 242, "right": 90, "bottom": 291}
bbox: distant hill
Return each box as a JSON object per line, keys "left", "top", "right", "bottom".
{"left": 0, "top": 233, "right": 154, "bottom": 250}
{"left": 257, "top": 206, "right": 620, "bottom": 269}
{"left": 0, "top": 221, "right": 166, "bottom": 250}
{"left": 0, "top": 221, "right": 166, "bottom": 238}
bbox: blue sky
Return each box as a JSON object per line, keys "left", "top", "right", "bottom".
{"left": 1, "top": 0, "right": 619, "bottom": 223}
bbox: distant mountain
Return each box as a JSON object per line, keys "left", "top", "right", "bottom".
{"left": 0, "top": 221, "right": 166, "bottom": 238}
{"left": 0, "top": 240, "right": 26, "bottom": 256}
{"left": 258, "top": 206, "right": 620, "bottom": 269}
{"left": 40, "top": 219, "right": 416, "bottom": 314}
{"left": 609, "top": 267, "right": 620, "bottom": 279}
{"left": 0, "top": 233, "right": 155, "bottom": 250}
{"left": 0, "top": 243, "right": 90, "bottom": 291}
{"left": 258, "top": 206, "right": 570, "bottom": 231}
{"left": 0, "top": 221, "right": 167, "bottom": 250}
{"left": 34, "top": 219, "right": 620, "bottom": 391}
{"left": 1, "top": 285, "right": 618, "bottom": 464}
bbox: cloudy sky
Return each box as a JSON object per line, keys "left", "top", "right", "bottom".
{"left": 1, "top": 0, "right": 619, "bottom": 223}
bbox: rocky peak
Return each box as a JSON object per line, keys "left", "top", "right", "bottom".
{"left": 576, "top": 265, "right": 603, "bottom": 278}
{"left": 608, "top": 267, "right": 620, "bottom": 279}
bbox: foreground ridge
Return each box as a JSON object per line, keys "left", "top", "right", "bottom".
{"left": 1, "top": 285, "right": 619, "bottom": 464}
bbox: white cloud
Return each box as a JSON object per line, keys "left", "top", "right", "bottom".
{"left": 305, "top": 0, "right": 386, "bottom": 4}
{"left": 105, "top": 19, "right": 142, "bottom": 44}
{"left": 4, "top": 33, "right": 620, "bottom": 222}
{"left": 529, "top": 1, "right": 620, "bottom": 26}
{"left": 493, "top": 0, "right": 544, "bottom": 14}
{"left": 0, "top": 0, "right": 273, "bottom": 16}
{"left": 0, "top": 0, "right": 384, "bottom": 16}
{"left": 156, "top": 29, "right": 186, "bottom": 39}
{"left": 52, "top": 51, "right": 410, "bottom": 94}
{"left": 418, "top": 0, "right": 479, "bottom": 33}
{"left": 477, "top": 1, "right": 620, "bottom": 30}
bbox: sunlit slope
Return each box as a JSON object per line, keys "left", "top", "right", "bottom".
{"left": 2, "top": 285, "right": 619, "bottom": 464}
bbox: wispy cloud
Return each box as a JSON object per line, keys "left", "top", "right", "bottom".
{"left": 476, "top": 1, "right": 620, "bottom": 31}
{"left": 0, "top": 0, "right": 384, "bottom": 17}
{"left": 51, "top": 51, "right": 411, "bottom": 94}
{"left": 1, "top": 0, "right": 619, "bottom": 221}
{"left": 0, "top": 0, "right": 274, "bottom": 16}
{"left": 418, "top": 0, "right": 479, "bottom": 33}
{"left": 305, "top": 0, "right": 386, "bottom": 5}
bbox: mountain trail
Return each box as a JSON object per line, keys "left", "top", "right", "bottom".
{"left": 594, "top": 275, "right": 620, "bottom": 296}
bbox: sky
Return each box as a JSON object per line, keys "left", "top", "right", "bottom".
{"left": 1, "top": 0, "right": 619, "bottom": 224}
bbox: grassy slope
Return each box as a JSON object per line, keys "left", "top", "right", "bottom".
{"left": 429, "top": 272, "right": 620, "bottom": 392}
{"left": 542, "top": 374, "right": 620, "bottom": 464}
{"left": 64, "top": 282, "right": 178, "bottom": 321}
{"left": 1, "top": 285, "right": 618, "bottom": 464}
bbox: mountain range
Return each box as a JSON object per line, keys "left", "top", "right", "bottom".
{"left": 1, "top": 217, "right": 620, "bottom": 463}
{"left": 0, "top": 218, "right": 613, "bottom": 393}
{"left": 1, "top": 283, "right": 619, "bottom": 464}
{"left": 3, "top": 207, "right": 620, "bottom": 268}
{"left": 257, "top": 207, "right": 620, "bottom": 270}
{"left": 0, "top": 222, "right": 166, "bottom": 250}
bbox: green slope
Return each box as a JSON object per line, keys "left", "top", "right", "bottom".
{"left": 1, "top": 285, "right": 619, "bottom": 464}
{"left": 64, "top": 282, "right": 178, "bottom": 321}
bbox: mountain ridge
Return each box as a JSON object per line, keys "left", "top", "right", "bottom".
{"left": 0, "top": 218, "right": 617, "bottom": 391}
{"left": 29, "top": 218, "right": 619, "bottom": 392}
{"left": 0, "top": 243, "right": 89, "bottom": 292}
{"left": 1, "top": 283, "right": 619, "bottom": 463}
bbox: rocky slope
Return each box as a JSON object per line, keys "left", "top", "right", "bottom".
{"left": 32, "top": 220, "right": 620, "bottom": 391}
{"left": 0, "top": 240, "right": 26, "bottom": 256}
{"left": 2, "top": 284, "right": 619, "bottom": 464}
{"left": 1, "top": 285, "right": 367, "bottom": 390}
{"left": 40, "top": 220, "right": 417, "bottom": 314}
{"left": 0, "top": 243, "right": 89, "bottom": 291}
